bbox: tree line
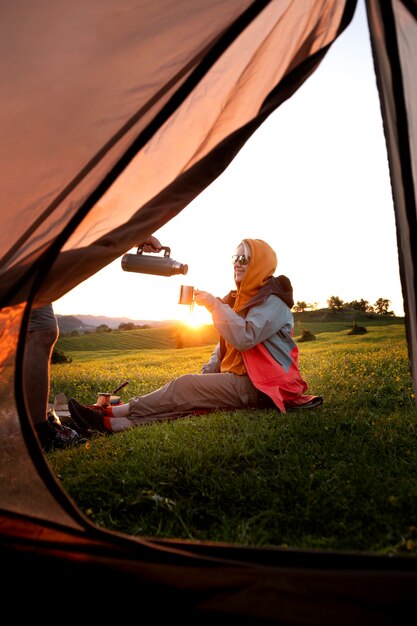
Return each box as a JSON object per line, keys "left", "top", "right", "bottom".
{"left": 292, "top": 297, "right": 395, "bottom": 316}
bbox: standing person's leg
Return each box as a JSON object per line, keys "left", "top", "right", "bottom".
{"left": 24, "top": 325, "right": 58, "bottom": 427}
{"left": 68, "top": 373, "right": 259, "bottom": 434}
{"left": 25, "top": 305, "right": 86, "bottom": 451}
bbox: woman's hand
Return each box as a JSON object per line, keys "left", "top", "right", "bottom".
{"left": 193, "top": 290, "right": 219, "bottom": 311}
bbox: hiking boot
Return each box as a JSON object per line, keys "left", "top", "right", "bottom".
{"left": 285, "top": 396, "right": 323, "bottom": 410}
{"left": 256, "top": 392, "right": 276, "bottom": 409}
{"left": 36, "top": 416, "right": 87, "bottom": 452}
{"left": 80, "top": 403, "right": 108, "bottom": 415}
{"left": 68, "top": 398, "right": 109, "bottom": 434}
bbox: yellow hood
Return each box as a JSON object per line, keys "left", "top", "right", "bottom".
{"left": 234, "top": 239, "right": 277, "bottom": 312}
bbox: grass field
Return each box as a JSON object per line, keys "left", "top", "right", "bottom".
{"left": 56, "top": 323, "right": 219, "bottom": 361}
{"left": 48, "top": 319, "right": 417, "bottom": 556}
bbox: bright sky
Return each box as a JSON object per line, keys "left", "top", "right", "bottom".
{"left": 54, "top": 0, "right": 404, "bottom": 327}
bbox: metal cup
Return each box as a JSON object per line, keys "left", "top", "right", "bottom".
{"left": 178, "top": 285, "right": 194, "bottom": 305}
{"left": 96, "top": 392, "right": 111, "bottom": 407}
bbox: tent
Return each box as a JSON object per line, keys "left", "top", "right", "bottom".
{"left": 1, "top": 0, "right": 417, "bottom": 621}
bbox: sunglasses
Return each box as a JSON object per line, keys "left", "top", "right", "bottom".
{"left": 232, "top": 254, "right": 250, "bottom": 265}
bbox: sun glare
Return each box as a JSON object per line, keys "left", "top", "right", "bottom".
{"left": 177, "top": 303, "right": 212, "bottom": 328}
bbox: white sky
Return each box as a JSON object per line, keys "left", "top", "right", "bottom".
{"left": 54, "top": 0, "right": 404, "bottom": 326}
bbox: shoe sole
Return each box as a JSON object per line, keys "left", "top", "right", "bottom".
{"left": 285, "top": 397, "right": 323, "bottom": 410}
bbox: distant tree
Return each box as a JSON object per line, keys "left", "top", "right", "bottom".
{"left": 327, "top": 295, "right": 344, "bottom": 311}
{"left": 51, "top": 348, "right": 72, "bottom": 364}
{"left": 346, "top": 299, "right": 372, "bottom": 312}
{"left": 293, "top": 301, "right": 320, "bottom": 312}
{"left": 70, "top": 330, "right": 79, "bottom": 337}
{"left": 96, "top": 324, "right": 112, "bottom": 333}
{"left": 118, "top": 322, "right": 136, "bottom": 331}
{"left": 374, "top": 298, "right": 394, "bottom": 316}
{"left": 293, "top": 301, "right": 308, "bottom": 313}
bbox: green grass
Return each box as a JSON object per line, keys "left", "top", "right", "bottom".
{"left": 48, "top": 320, "right": 417, "bottom": 556}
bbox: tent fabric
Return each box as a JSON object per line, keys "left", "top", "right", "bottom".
{"left": 2, "top": 509, "right": 417, "bottom": 624}
{"left": 1, "top": 0, "right": 417, "bottom": 621}
{"left": 0, "top": 0, "right": 352, "bottom": 308}
{"left": 365, "top": 0, "right": 417, "bottom": 396}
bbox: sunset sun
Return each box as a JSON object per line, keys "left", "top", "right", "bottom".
{"left": 178, "top": 303, "right": 212, "bottom": 329}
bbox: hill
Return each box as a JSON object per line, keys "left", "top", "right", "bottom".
{"left": 56, "top": 314, "right": 178, "bottom": 333}
{"left": 56, "top": 323, "right": 219, "bottom": 354}
{"left": 56, "top": 310, "right": 405, "bottom": 338}
{"left": 54, "top": 315, "right": 406, "bottom": 359}
{"left": 55, "top": 315, "right": 95, "bottom": 334}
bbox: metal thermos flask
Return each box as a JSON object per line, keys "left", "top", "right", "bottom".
{"left": 121, "top": 246, "right": 188, "bottom": 277}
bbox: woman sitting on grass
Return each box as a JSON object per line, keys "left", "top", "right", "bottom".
{"left": 68, "top": 238, "right": 322, "bottom": 435}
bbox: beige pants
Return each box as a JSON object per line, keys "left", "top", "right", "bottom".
{"left": 109, "top": 373, "right": 259, "bottom": 432}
